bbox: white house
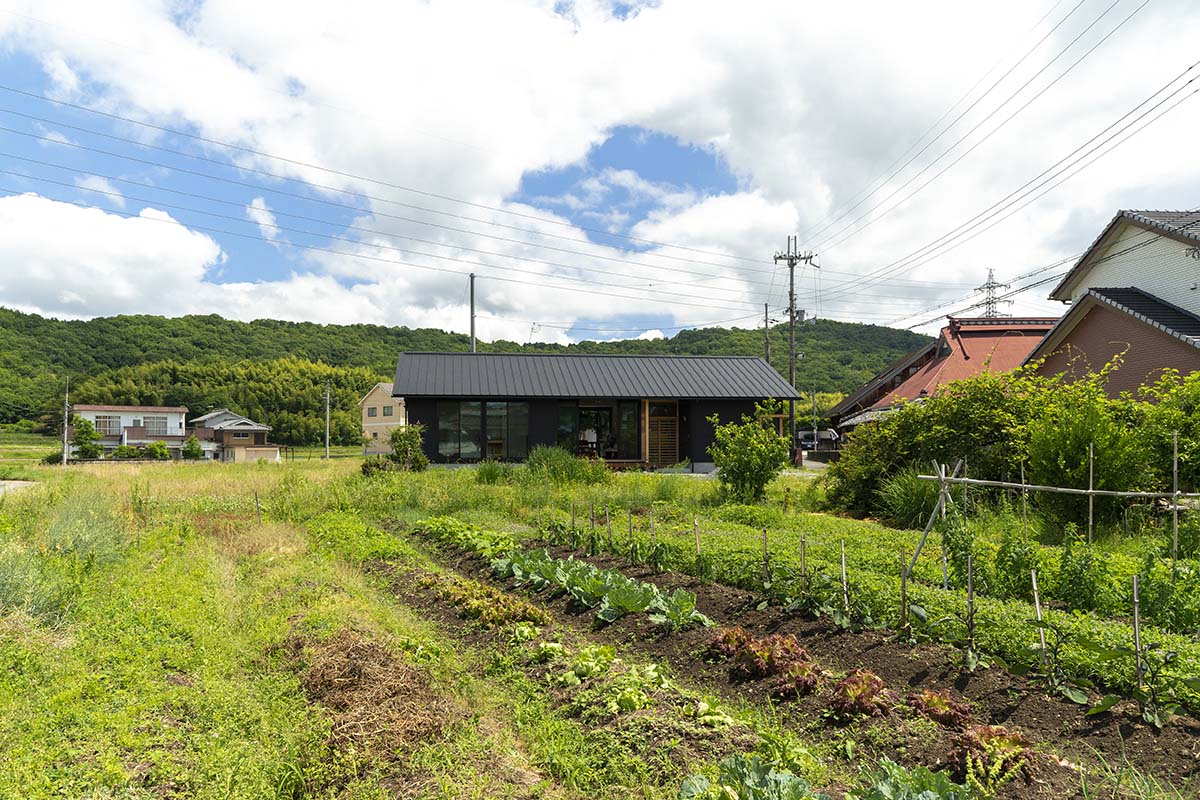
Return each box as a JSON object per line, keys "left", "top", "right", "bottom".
{"left": 189, "top": 409, "right": 282, "bottom": 463}
{"left": 70, "top": 404, "right": 190, "bottom": 458}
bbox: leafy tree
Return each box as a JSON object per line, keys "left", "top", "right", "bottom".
{"left": 707, "top": 401, "right": 790, "bottom": 502}
{"left": 387, "top": 424, "right": 429, "bottom": 472}
{"left": 142, "top": 441, "right": 171, "bottom": 460}
{"left": 69, "top": 415, "right": 103, "bottom": 460}
{"left": 111, "top": 444, "right": 141, "bottom": 459}
{"left": 181, "top": 434, "right": 203, "bottom": 460}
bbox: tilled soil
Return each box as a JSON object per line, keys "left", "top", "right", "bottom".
{"left": 402, "top": 534, "right": 1200, "bottom": 799}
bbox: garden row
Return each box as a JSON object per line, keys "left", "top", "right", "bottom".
{"left": 534, "top": 510, "right": 1200, "bottom": 723}
{"left": 401, "top": 520, "right": 1011, "bottom": 800}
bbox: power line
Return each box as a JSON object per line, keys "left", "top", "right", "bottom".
{"left": 5, "top": 185, "right": 764, "bottom": 313}
{"left": 0, "top": 86, "right": 772, "bottom": 266}
{"left": 810, "top": 0, "right": 1144, "bottom": 255}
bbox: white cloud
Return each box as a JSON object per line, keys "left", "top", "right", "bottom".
{"left": 636, "top": 328, "right": 665, "bottom": 340}
{"left": 74, "top": 175, "right": 125, "bottom": 208}
{"left": 0, "top": 0, "right": 1197, "bottom": 337}
{"left": 245, "top": 197, "right": 280, "bottom": 245}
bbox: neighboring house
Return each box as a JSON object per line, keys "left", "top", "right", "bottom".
{"left": 189, "top": 409, "right": 282, "bottom": 463}
{"left": 70, "top": 404, "right": 190, "bottom": 458}
{"left": 359, "top": 382, "right": 406, "bottom": 455}
{"left": 1025, "top": 210, "right": 1200, "bottom": 394}
{"left": 391, "top": 352, "right": 799, "bottom": 471}
{"left": 828, "top": 316, "right": 1057, "bottom": 431}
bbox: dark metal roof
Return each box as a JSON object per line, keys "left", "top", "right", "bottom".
{"left": 1050, "top": 209, "right": 1200, "bottom": 300}
{"left": 1089, "top": 287, "right": 1200, "bottom": 344}
{"left": 392, "top": 352, "right": 800, "bottom": 399}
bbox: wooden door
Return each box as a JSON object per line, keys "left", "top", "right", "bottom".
{"left": 646, "top": 401, "right": 679, "bottom": 467}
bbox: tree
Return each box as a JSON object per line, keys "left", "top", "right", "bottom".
{"left": 142, "top": 441, "right": 172, "bottom": 460}
{"left": 707, "top": 401, "right": 790, "bottom": 502}
{"left": 111, "top": 444, "right": 141, "bottom": 459}
{"left": 70, "top": 415, "right": 103, "bottom": 460}
{"left": 181, "top": 434, "right": 203, "bottom": 460}
{"left": 388, "top": 424, "right": 429, "bottom": 472}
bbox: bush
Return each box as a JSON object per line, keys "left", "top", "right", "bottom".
{"left": 41, "top": 450, "right": 62, "bottom": 465}
{"left": 707, "top": 400, "right": 789, "bottom": 503}
{"left": 69, "top": 415, "right": 103, "bottom": 460}
{"left": 111, "top": 444, "right": 141, "bottom": 460}
{"left": 181, "top": 434, "right": 203, "bottom": 460}
{"left": 387, "top": 424, "right": 429, "bottom": 471}
{"left": 361, "top": 457, "right": 398, "bottom": 477}
{"left": 1055, "top": 525, "right": 1111, "bottom": 612}
{"left": 476, "top": 459, "right": 514, "bottom": 485}
{"left": 992, "top": 524, "right": 1042, "bottom": 602}
{"left": 875, "top": 467, "right": 941, "bottom": 528}
{"left": 142, "top": 441, "right": 171, "bottom": 460}
{"left": 524, "top": 445, "right": 609, "bottom": 485}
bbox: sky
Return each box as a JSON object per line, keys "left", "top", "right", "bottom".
{"left": 0, "top": 0, "right": 1197, "bottom": 343}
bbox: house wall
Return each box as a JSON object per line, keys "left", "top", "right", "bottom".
{"left": 683, "top": 399, "right": 758, "bottom": 469}
{"left": 406, "top": 398, "right": 439, "bottom": 462}
{"left": 1063, "top": 223, "right": 1200, "bottom": 315}
{"left": 362, "top": 385, "right": 407, "bottom": 454}
{"left": 1035, "top": 303, "right": 1200, "bottom": 396}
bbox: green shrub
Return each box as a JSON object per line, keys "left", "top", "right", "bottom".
{"left": 360, "top": 457, "right": 398, "bottom": 477}
{"left": 707, "top": 401, "right": 789, "bottom": 503}
{"left": 1055, "top": 526, "right": 1111, "bottom": 612}
{"left": 181, "top": 434, "right": 203, "bottom": 460}
{"left": 142, "top": 441, "right": 171, "bottom": 460}
{"left": 857, "top": 759, "right": 968, "bottom": 800}
{"left": 307, "top": 511, "right": 407, "bottom": 562}
{"left": 387, "top": 424, "right": 429, "bottom": 471}
{"left": 476, "top": 459, "right": 514, "bottom": 485}
{"left": 716, "top": 504, "right": 783, "bottom": 529}
{"left": 69, "top": 415, "right": 103, "bottom": 460}
{"left": 111, "top": 444, "right": 141, "bottom": 459}
{"left": 992, "top": 525, "right": 1042, "bottom": 603}
{"left": 875, "top": 467, "right": 940, "bottom": 528}
{"left": 524, "top": 445, "right": 609, "bottom": 485}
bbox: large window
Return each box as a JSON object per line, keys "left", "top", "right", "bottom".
{"left": 94, "top": 415, "right": 121, "bottom": 436}
{"left": 557, "top": 400, "right": 642, "bottom": 460}
{"left": 439, "top": 401, "right": 527, "bottom": 461}
{"left": 143, "top": 415, "right": 168, "bottom": 436}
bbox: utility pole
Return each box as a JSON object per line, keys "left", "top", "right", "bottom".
{"left": 61, "top": 375, "right": 69, "bottom": 468}
{"left": 324, "top": 380, "right": 330, "bottom": 460}
{"left": 763, "top": 303, "right": 771, "bottom": 363}
{"left": 812, "top": 388, "right": 818, "bottom": 453}
{"left": 976, "top": 268, "right": 1012, "bottom": 318}
{"left": 774, "top": 236, "right": 815, "bottom": 458}
{"left": 469, "top": 272, "right": 476, "bottom": 353}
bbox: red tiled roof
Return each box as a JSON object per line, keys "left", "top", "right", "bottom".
{"left": 72, "top": 404, "right": 189, "bottom": 413}
{"left": 870, "top": 318, "right": 1056, "bottom": 410}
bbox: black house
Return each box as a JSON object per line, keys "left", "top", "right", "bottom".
{"left": 391, "top": 352, "right": 799, "bottom": 469}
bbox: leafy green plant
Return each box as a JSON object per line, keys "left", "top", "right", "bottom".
{"left": 533, "top": 641, "right": 565, "bottom": 663}
{"left": 956, "top": 725, "right": 1029, "bottom": 799}
{"left": 597, "top": 573, "right": 661, "bottom": 623}
{"left": 731, "top": 634, "right": 809, "bottom": 681}
{"left": 876, "top": 467, "right": 942, "bottom": 529}
{"left": 507, "top": 622, "right": 541, "bottom": 643}
{"left": 142, "top": 441, "right": 171, "bottom": 460}
{"left": 853, "top": 759, "right": 968, "bottom": 800}
{"left": 828, "top": 669, "right": 891, "bottom": 722}
{"left": 387, "top": 423, "right": 429, "bottom": 471}
{"left": 906, "top": 688, "right": 971, "bottom": 727}
{"left": 648, "top": 588, "right": 712, "bottom": 632}
{"left": 69, "top": 415, "right": 103, "bottom": 460}
{"left": 524, "top": 445, "right": 609, "bottom": 485}
{"left": 111, "top": 444, "right": 141, "bottom": 459}
{"left": 707, "top": 400, "right": 790, "bottom": 503}
{"left": 1056, "top": 526, "right": 1111, "bottom": 613}
{"left": 552, "top": 644, "right": 616, "bottom": 687}
{"left": 992, "top": 525, "right": 1041, "bottom": 602}
{"left": 1020, "top": 618, "right": 1092, "bottom": 704}
{"left": 475, "top": 458, "right": 513, "bottom": 484}
{"left": 600, "top": 663, "right": 671, "bottom": 715}
{"left": 181, "top": 433, "right": 203, "bottom": 460}
{"left": 693, "top": 698, "right": 735, "bottom": 730}
{"left": 679, "top": 754, "right": 832, "bottom": 800}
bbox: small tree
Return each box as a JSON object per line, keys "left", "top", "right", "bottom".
{"left": 707, "top": 401, "right": 789, "bottom": 502}
{"left": 142, "top": 441, "right": 172, "bottom": 460}
{"left": 388, "top": 424, "right": 429, "bottom": 472}
{"left": 70, "top": 415, "right": 104, "bottom": 460}
{"left": 111, "top": 444, "right": 141, "bottom": 459}
{"left": 181, "top": 434, "right": 203, "bottom": 460}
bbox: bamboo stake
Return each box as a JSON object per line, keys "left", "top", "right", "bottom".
{"left": 1133, "top": 575, "right": 1143, "bottom": 687}
{"left": 762, "top": 528, "right": 770, "bottom": 586}
{"left": 606, "top": 505, "right": 612, "bottom": 550}
{"left": 254, "top": 491, "right": 262, "bottom": 525}
{"left": 1088, "top": 442, "right": 1094, "bottom": 543}
{"left": 899, "top": 546, "right": 908, "bottom": 632}
{"left": 941, "top": 544, "right": 948, "bottom": 591}
{"left": 840, "top": 539, "right": 850, "bottom": 613}
{"left": 800, "top": 533, "right": 807, "bottom": 591}
{"left": 570, "top": 500, "right": 575, "bottom": 531}
{"left": 1032, "top": 569, "right": 1047, "bottom": 668}
{"left": 649, "top": 508, "right": 655, "bottom": 546}
{"left": 628, "top": 509, "right": 634, "bottom": 552}
{"left": 1173, "top": 430, "right": 1180, "bottom": 565}
{"left": 1020, "top": 460, "right": 1028, "bottom": 538}
{"left": 694, "top": 517, "right": 702, "bottom": 580}
{"left": 966, "top": 552, "right": 975, "bottom": 650}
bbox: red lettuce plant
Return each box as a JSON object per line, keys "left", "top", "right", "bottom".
{"left": 828, "top": 669, "right": 892, "bottom": 721}
{"left": 907, "top": 688, "right": 972, "bottom": 727}
{"left": 770, "top": 659, "right": 824, "bottom": 700}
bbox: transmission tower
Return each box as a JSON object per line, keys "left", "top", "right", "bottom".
{"left": 975, "top": 268, "right": 1012, "bottom": 317}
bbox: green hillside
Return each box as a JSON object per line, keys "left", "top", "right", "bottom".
{"left": 0, "top": 307, "right": 928, "bottom": 445}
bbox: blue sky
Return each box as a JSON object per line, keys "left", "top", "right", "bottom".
{"left": 0, "top": 1, "right": 1194, "bottom": 340}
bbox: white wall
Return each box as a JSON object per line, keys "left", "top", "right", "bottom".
{"left": 1066, "top": 223, "right": 1200, "bottom": 315}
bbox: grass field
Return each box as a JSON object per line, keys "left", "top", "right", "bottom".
{"left": 1, "top": 460, "right": 1194, "bottom": 799}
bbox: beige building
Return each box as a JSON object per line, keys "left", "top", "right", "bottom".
{"left": 360, "top": 382, "right": 406, "bottom": 454}
{"left": 189, "top": 409, "right": 282, "bottom": 463}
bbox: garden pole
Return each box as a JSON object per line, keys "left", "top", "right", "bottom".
{"left": 1020, "top": 460, "right": 1028, "bottom": 538}
{"left": 649, "top": 508, "right": 655, "bottom": 546}
{"left": 628, "top": 509, "right": 634, "bottom": 553}
{"left": 800, "top": 533, "right": 807, "bottom": 591}
{"left": 762, "top": 528, "right": 770, "bottom": 586}
{"left": 606, "top": 505, "right": 612, "bottom": 551}
{"left": 694, "top": 517, "right": 702, "bottom": 581}
{"left": 1088, "top": 442, "right": 1094, "bottom": 544}
{"left": 966, "top": 552, "right": 975, "bottom": 651}
{"left": 254, "top": 491, "right": 262, "bottom": 525}
{"left": 907, "top": 462, "right": 949, "bottom": 578}
{"left": 899, "top": 546, "right": 908, "bottom": 633}
{"left": 941, "top": 545, "right": 948, "bottom": 591}
{"left": 1173, "top": 430, "right": 1180, "bottom": 565}
{"left": 1133, "top": 575, "right": 1143, "bottom": 688}
{"left": 840, "top": 539, "right": 850, "bottom": 614}
{"left": 570, "top": 501, "right": 575, "bottom": 531}
{"left": 1032, "top": 570, "right": 1047, "bottom": 668}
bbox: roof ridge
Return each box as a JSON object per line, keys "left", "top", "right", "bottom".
{"left": 398, "top": 351, "right": 763, "bottom": 359}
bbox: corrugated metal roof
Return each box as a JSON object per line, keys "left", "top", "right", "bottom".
{"left": 392, "top": 352, "right": 800, "bottom": 399}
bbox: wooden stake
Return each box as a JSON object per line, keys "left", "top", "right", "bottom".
{"left": 941, "top": 544, "right": 948, "bottom": 591}
{"left": 1020, "top": 460, "right": 1028, "bottom": 538}
{"left": 649, "top": 508, "right": 655, "bottom": 546}
{"left": 1088, "top": 442, "right": 1094, "bottom": 544}
{"left": 899, "top": 546, "right": 908, "bottom": 632}
{"left": 966, "top": 552, "right": 975, "bottom": 648}
{"left": 254, "top": 491, "right": 262, "bottom": 525}
{"left": 1032, "top": 569, "right": 1047, "bottom": 668}
{"left": 840, "top": 539, "right": 850, "bottom": 613}
{"left": 1172, "top": 430, "right": 1180, "bottom": 565}
{"left": 800, "top": 533, "right": 807, "bottom": 591}
{"left": 628, "top": 509, "right": 634, "bottom": 551}
{"left": 570, "top": 500, "right": 575, "bottom": 531}
{"left": 762, "top": 528, "right": 770, "bottom": 586}
{"left": 1133, "top": 575, "right": 1143, "bottom": 687}
{"left": 606, "top": 505, "right": 612, "bottom": 550}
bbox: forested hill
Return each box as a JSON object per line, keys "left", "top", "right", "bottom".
{"left": 0, "top": 307, "right": 928, "bottom": 444}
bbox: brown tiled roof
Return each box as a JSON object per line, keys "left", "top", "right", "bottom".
{"left": 72, "top": 404, "right": 189, "bottom": 413}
